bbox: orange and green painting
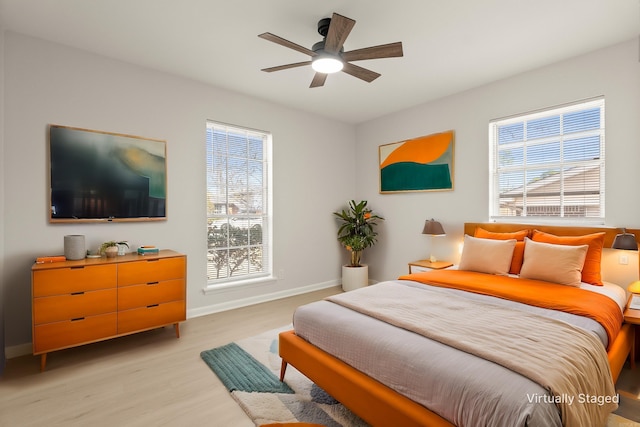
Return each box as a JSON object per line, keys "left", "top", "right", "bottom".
{"left": 379, "top": 130, "right": 454, "bottom": 193}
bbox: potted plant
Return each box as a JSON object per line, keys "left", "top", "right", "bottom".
{"left": 99, "top": 241, "right": 129, "bottom": 258}
{"left": 333, "top": 200, "right": 384, "bottom": 291}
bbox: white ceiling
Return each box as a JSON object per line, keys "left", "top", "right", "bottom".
{"left": 1, "top": 0, "right": 638, "bottom": 124}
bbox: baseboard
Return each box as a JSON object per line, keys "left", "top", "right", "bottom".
{"left": 188, "top": 279, "right": 341, "bottom": 318}
{"left": 6, "top": 343, "right": 31, "bottom": 359}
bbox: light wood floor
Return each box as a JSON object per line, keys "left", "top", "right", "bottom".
{"left": 1, "top": 286, "right": 638, "bottom": 427}
{"left": 0, "top": 287, "right": 342, "bottom": 427}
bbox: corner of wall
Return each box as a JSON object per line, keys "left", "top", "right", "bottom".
{"left": 1, "top": 23, "right": 7, "bottom": 371}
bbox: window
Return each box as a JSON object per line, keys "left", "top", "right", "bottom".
{"left": 206, "top": 121, "right": 272, "bottom": 287}
{"left": 489, "top": 98, "right": 605, "bottom": 222}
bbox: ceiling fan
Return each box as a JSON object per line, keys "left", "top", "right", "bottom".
{"left": 258, "top": 12, "right": 403, "bottom": 88}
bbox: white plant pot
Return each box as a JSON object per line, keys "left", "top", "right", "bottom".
{"left": 341, "top": 264, "right": 368, "bottom": 292}
{"left": 117, "top": 243, "right": 128, "bottom": 256}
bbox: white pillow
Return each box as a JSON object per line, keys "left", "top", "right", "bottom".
{"left": 519, "top": 238, "right": 588, "bottom": 287}
{"left": 458, "top": 235, "right": 516, "bottom": 276}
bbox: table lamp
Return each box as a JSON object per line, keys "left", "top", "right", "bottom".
{"left": 422, "top": 219, "right": 445, "bottom": 262}
{"left": 612, "top": 228, "right": 638, "bottom": 251}
{"left": 628, "top": 281, "right": 640, "bottom": 294}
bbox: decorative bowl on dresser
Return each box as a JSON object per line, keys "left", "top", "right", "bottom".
{"left": 31, "top": 249, "right": 186, "bottom": 371}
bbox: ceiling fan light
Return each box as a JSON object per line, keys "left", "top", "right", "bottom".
{"left": 312, "top": 56, "right": 343, "bottom": 73}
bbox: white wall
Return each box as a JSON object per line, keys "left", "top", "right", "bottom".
{"left": 0, "top": 23, "right": 6, "bottom": 369}
{"left": 2, "top": 32, "right": 356, "bottom": 352}
{"left": 357, "top": 38, "right": 640, "bottom": 283}
{"left": 4, "top": 32, "right": 639, "bottom": 355}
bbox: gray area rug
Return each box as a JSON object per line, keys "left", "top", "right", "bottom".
{"left": 201, "top": 325, "right": 639, "bottom": 426}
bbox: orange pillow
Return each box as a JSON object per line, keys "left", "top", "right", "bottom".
{"left": 530, "top": 230, "right": 605, "bottom": 286}
{"left": 474, "top": 228, "right": 529, "bottom": 275}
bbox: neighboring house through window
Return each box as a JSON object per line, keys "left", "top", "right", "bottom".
{"left": 205, "top": 121, "right": 272, "bottom": 288}
{"left": 489, "top": 97, "right": 605, "bottom": 222}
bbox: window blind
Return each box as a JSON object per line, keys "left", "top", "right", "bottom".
{"left": 489, "top": 98, "right": 605, "bottom": 221}
{"left": 206, "top": 121, "right": 271, "bottom": 284}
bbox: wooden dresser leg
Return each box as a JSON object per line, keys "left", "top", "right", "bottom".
{"left": 174, "top": 323, "right": 180, "bottom": 338}
{"left": 40, "top": 354, "right": 47, "bottom": 372}
{"left": 280, "top": 359, "right": 288, "bottom": 382}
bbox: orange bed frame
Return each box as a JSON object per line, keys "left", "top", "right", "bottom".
{"left": 279, "top": 223, "right": 637, "bottom": 427}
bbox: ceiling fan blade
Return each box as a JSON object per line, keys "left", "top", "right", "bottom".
{"left": 310, "top": 73, "right": 328, "bottom": 88}
{"left": 261, "top": 61, "right": 312, "bottom": 72}
{"left": 323, "top": 13, "right": 356, "bottom": 54}
{"left": 342, "top": 42, "right": 404, "bottom": 62}
{"left": 341, "top": 63, "right": 381, "bottom": 83}
{"left": 258, "top": 32, "right": 316, "bottom": 57}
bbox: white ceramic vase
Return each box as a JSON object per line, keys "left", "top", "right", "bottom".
{"left": 104, "top": 246, "right": 118, "bottom": 258}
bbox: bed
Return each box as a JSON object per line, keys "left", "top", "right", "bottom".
{"left": 279, "top": 223, "right": 637, "bottom": 427}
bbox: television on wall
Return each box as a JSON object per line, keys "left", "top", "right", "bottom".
{"left": 49, "top": 125, "right": 167, "bottom": 223}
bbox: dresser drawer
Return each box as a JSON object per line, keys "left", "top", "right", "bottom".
{"left": 33, "top": 313, "right": 117, "bottom": 354}
{"left": 33, "top": 265, "right": 117, "bottom": 297}
{"left": 117, "top": 257, "right": 185, "bottom": 286}
{"left": 33, "top": 289, "right": 117, "bottom": 324}
{"left": 118, "top": 279, "right": 185, "bottom": 311}
{"left": 117, "top": 300, "right": 186, "bottom": 334}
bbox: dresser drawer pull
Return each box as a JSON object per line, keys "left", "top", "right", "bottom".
{"left": 71, "top": 317, "right": 85, "bottom": 322}
{"left": 146, "top": 281, "right": 159, "bottom": 285}
{"left": 146, "top": 259, "right": 160, "bottom": 263}
{"left": 147, "top": 304, "right": 159, "bottom": 308}
{"left": 71, "top": 291, "right": 85, "bottom": 295}
{"left": 70, "top": 266, "right": 85, "bottom": 270}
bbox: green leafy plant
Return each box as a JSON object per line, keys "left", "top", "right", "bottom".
{"left": 333, "top": 200, "right": 384, "bottom": 267}
{"left": 99, "top": 240, "right": 129, "bottom": 255}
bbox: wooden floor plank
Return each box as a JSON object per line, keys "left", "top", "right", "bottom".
{"left": 0, "top": 287, "right": 341, "bottom": 427}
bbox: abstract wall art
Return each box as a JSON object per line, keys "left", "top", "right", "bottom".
{"left": 49, "top": 125, "right": 167, "bottom": 222}
{"left": 379, "top": 130, "right": 454, "bottom": 193}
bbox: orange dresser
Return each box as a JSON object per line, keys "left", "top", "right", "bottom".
{"left": 32, "top": 250, "right": 186, "bottom": 370}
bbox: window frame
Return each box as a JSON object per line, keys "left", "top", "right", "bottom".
{"left": 489, "top": 97, "right": 605, "bottom": 224}
{"left": 204, "top": 121, "right": 273, "bottom": 291}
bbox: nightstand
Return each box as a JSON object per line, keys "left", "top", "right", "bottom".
{"left": 408, "top": 259, "right": 453, "bottom": 273}
{"left": 623, "top": 294, "right": 640, "bottom": 369}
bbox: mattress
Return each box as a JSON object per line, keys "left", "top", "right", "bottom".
{"left": 293, "top": 279, "right": 614, "bottom": 427}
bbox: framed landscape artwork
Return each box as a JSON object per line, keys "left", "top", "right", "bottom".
{"left": 379, "top": 130, "right": 454, "bottom": 193}
{"left": 49, "top": 125, "right": 167, "bottom": 222}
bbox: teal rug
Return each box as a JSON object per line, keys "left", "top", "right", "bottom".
{"left": 201, "top": 325, "right": 639, "bottom": 426}
{"left": 200, "top": 325, "right": 367, "bottom": 426}
{"left": 200, "top": 342, "right": 293, "bottom": 394}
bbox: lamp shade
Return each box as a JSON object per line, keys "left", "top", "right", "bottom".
{"left": 628, "top": 281, "right": 640, "bottom": 294}
{"left": 612, "top": 229, "right": 638, "bottom": 251}
{"left": 422, "top": 219, "right": 445, "bottom": 236}
{"left": 311, "top": 55, "right": 343, "bottom": 73}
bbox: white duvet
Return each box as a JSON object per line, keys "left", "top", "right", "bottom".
{"left": 293, "top": 280, "right": 617, "bottom": 427}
